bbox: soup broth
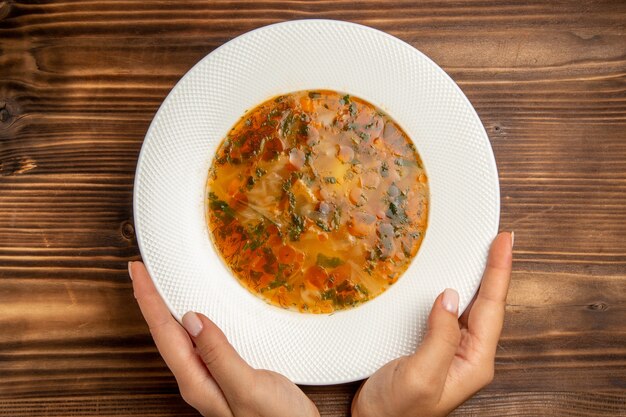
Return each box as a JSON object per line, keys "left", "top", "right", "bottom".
{"left": 207, "top": 90, "right": 428, "bottom": 313}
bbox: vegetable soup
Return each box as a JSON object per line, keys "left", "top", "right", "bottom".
{"left": 207, "top": 90, "right": 428, "bottom": 313}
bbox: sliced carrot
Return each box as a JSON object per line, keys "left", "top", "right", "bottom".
{"left": 348, "top": 212, "right": 376, "bottom": 238}
{"left": 278, "top": 244, "right": 297, "bottom": 264}
{"left": 349, "top": 186, "right": 364, "bottom": 205}
{"left": 258, "top": 273, "right": 274, "bottom": 287}
{"left": 305, "top": 265, "right": 329, "bottom": 289}
{"left": 263, "top": 137, "right": 284, "bottom": 160}
{"left": 250, "top": 251, "right": 268, "bottom": 272}
{"left": 299, "top": 96, "right": 315, "bottom": 113}
{"left": 329, "top": 263, "right": 352, "bottom": 284}
{"left": 268, "top": 234, "right": 283, "bottom": 247}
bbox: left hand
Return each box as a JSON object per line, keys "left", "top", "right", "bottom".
{"left": 351, "top": 232, "right": 513, "bottom": 417}
{"left": 129, "top": 261, "right": 319, "bottom": 417}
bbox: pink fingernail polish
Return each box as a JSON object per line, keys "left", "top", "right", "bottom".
{"left": 511, "top": 231, "right": 515, "bottom": 249}
{"left": 182, "top": 312, "right": 203, "bottom": 337}
{"left": 442, "top": 288, "right": 459, "bottom": 314}
{"left": 128, "top": 262, "right": 134, "bottom": 281}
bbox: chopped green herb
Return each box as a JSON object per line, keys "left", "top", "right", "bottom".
{"left": 324, "top": 176, "right": 337, "bottom": 184}
{"left": 354, "top": 284, "right": 370, "bottom": 296}
{"left": 282, "top": 178, "right": 292, "bottom": 192}
{"left": 246, "top": 175, "right": 256, "bottom": 190}
{"left": 330, "top": 206, "right": 342, "bottom": 231}
{"left": 255, "top": 167, "right": 267, "bottom": 177}
{"left": 304, "top": 151, "right": 314, "bottom": 167}
{"left": 288, "top": 213, "right": 305, "bottom": 241}
{"left": 349, "top": 102, "right": 357, "bottom": 116}
{"left": 299, "top": 123, "right": 309, "bottom": 135}
{"left": 335, "top": 279, "right": 354, "bottom": 293}
{"left": 280, "top": 110, "right": 295, "bottom": 138}
{"left": 381, "top": 161, "right": 389, "bottom": 177}
{"left": 287, "top": 190, "right": 296, "bottom": 211}
{"left": 386, "top": 201, "right": 409, "bottom": 224}
{"left": 268, "top": 279, "right": 287, "bottom": 289}
{"left": 234, "top": 132, "right": 250, "bottom": 148}
{"left": 316, "top": 253, "right": 343, "bottom": 268}
{"left": 243, "top": 220, "right": 268, "bottom": 251}
{"left": 394, "top": 158, "right": 418, "bottom": 167}
{"left": 315, "top": 219, "right": 331, "bottom": 232}
{"left": 321, "top": 288, "right": 337, "bottom": 301}
{"left": 208, "top": 192, "right": 236, "bottom": 221}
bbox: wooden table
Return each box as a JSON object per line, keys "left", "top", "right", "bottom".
{"left": 1, "top": 1, "right": 625, "bottom": 416}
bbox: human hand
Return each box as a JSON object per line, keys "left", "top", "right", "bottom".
{"left": 129, "top": 261, "right": 319, "bottom": 417}
{"left": 351, "top": 232, "right": 513, "bottom": 417}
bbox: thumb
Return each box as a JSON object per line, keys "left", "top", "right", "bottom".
{"left": 182, "top": 312, "right": 254, "bottom": 399}
{"left": 407, "top": 289, "right": 461, "bottom": 395}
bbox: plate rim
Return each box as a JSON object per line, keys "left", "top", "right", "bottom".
{"left": 134, "top": 19, "right": 500, "bottom": 385}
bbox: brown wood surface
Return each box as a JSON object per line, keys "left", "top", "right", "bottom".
{"left": 1, "top": 0, "right": 626, "bottom": 416}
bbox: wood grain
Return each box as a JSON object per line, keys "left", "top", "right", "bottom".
{"left": 1, "top": 0, "right": 626, "bottom": 416}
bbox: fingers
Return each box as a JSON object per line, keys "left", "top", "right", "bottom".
{"left": 467, "top": 232, "right": 513, "bottom": 354}
{"left": 406, "top": 288, "right": 461, "bottom": 398}
{"left": 131, "top": 261, "right": 198, "bottom": 369}
{"left": 130, "top": 262, "right": 232, "bottom": 417}
{"left": 182, "top": 311, "right": 255, "bottom": 403}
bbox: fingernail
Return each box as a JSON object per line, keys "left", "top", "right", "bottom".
{"left": 511, "top": 231, "right": 515, "bottom": 249}
{"left": 128, "top": 261, "right": 134, "bottom": 281}
{"left": 442, "top": 288, "right": 459, "bottom": 314}
{"left": 182, "top": 312, "right": 204, "bottom": 337}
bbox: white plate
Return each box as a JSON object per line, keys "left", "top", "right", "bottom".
{"left": 134, "top": 20, "right": 499, "bottom": 385}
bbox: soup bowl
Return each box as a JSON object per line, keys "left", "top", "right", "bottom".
{"left": 134, "top": 19, "right": 499, "bottom": 385}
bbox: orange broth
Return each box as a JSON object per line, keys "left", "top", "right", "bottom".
{"left": 207, "top": 90, "right": 428, "bottom": 313}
